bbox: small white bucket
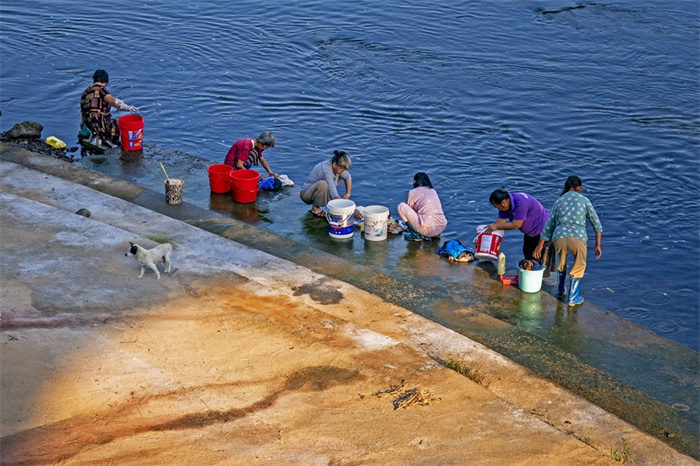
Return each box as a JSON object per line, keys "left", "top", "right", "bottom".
{"left": 363, "top": 205, "right": 389, "bottom": 241}
{"left": 327, "top": 199, "right": 356, "bottom": 240}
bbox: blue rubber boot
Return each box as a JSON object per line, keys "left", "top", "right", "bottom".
{"left": 556, "top": 271, "right": 567, "bottom": 299}
{"left": 568, "top": 277, "right": 584, "bottom": 306}
{"left": 404, "top": 221, "right": 422, "bottom": 241}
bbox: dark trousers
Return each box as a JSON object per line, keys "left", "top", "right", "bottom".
{"left": 523, "top": 234, "right": 541, "bottom": 260}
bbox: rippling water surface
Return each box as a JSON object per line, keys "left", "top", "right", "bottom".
{"left": 1, "top": 0, "right": 698, "bottom": 349}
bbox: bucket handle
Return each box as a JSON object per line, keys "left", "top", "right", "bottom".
{"left": 215, "top": 170, "right": 232, "bottom": 182}
{"left": 231, "top": 178, "right": 259, "bottom": 193}
{"left": 326, "top": 211, "right": 353, "bottom": 225}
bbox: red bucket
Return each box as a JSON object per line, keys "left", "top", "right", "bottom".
{"left": 474, "top": 231, "right": 503, "bottom": 261}
{"left": 118, "top": 115, "right": 144, "bottom": 151}
{"left": 207, "top": 164, "right": 233, "bottom": 193}
{"left": 230, "top": 169, "right": 260, "bottom": 203}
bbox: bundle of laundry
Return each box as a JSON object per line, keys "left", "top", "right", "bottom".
{"left": 436, "top": 239, "right": 475, "bottom": 263}
{"left": 518, "top": 259, "right": 543, "bottom": 271}
{"left": 277, "top": 174, "right": 294, "bottom": 186}
{"left": 258, "top": 176, "right": 282, "bottom": 191}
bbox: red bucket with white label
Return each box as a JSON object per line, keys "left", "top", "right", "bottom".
{"left": 474, "top": 228, "right": 504, "bottom": 261}
{"left": 118, "top": 115, "right": 144, "bottom": 151}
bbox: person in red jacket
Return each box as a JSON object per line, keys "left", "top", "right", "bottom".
{"left": 223, "top": 131, "right": 278, "bottom": 178}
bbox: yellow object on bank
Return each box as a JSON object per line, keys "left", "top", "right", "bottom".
{"left": 46, "top": 136, "right": 66, "bottom": 149}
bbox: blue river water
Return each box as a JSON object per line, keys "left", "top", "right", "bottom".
{"left": 1, "top": 0, "right": 698, "bottom": 350}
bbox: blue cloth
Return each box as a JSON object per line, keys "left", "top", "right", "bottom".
{"left": 436, "top": 239, "right": 470, "bottom": 259}
{"left": 258, "top": 176, "right": 282, "bottom": 191}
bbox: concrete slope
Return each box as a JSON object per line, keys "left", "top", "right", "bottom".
{"left": 0, "top": 155, "right": 695, "bottom": 465}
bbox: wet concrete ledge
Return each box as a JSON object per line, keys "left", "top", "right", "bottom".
{"left": 1, "top": 143, "right": 697, "bottom": 459}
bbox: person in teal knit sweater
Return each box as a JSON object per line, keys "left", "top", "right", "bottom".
{"left": 533, "top": 176, "right": 603, "bottom": 306}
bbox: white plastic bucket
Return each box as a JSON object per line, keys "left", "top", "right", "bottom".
{"left": 473, "top": 227, "right": 504, "bottom": 261}
{"left": 363, "top": 205, "right": 389, "bottom": 241}
{"left": 518, "top": 267, "right": 544, "bottom": 293}
{"left": 326, "top": 199, "right": 356, "bottom": 240}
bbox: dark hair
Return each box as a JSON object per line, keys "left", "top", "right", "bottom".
{"left": 413, "top": 172, "right": 433, "bottom": 189}
{"left": 92, "top": 69, "right": 109, "bottom": 83}
{"left": 332, "top": 150, "right": 351, "bottom": 169}
{"left": 561, "top": 176, "right": 582, "bottom": 196}
{"left": 489, "top": 187, "right": 509, "bottom": 205}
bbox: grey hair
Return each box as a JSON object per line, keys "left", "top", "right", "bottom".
{"left": 332, "top": 150, "right": 352, "bottom": 169}
{"left": 256, "top": 131, "right": 275, "bottom": 148}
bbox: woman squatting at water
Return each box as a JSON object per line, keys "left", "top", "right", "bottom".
{"left": 397, "top": 172, "right": 447, "bottom": 241}
{"left": 300, "top": 150, "right": 362, "bottom": 218}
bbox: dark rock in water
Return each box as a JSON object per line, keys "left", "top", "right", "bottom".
{"left": 1, "top": 121, "right": 80, "bottom": 162}
{"left": 75, "top": 208, "right": 91, "bottom": 218}
{"left": 3, "top": 121, "right": 43, "bottom": 139}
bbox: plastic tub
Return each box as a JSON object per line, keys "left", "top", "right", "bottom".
{"left": 518, "top": 267, "right": 544, "bottom": 293}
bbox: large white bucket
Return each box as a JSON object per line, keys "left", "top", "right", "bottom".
{"left": 473, "top": 225, "right": 504, "bottom": 261}
{"left": 327, "top": 199, "right": 356, "bottom": 240}
{"left": 363, "top": 205, "right": 389, "bottom": 241}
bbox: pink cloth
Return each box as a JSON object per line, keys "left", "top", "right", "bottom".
{"left": 397, "top": 186, "right": 447, "bottom": 237}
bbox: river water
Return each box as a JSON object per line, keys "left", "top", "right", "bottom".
{"left": 1, "top": 0, "right": 698, "bottom": 350}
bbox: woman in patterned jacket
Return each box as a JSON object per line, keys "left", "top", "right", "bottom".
{"left": 533, "top": 176, "right": 603, "bottom": 306}
{"left": 80, "top": 69, "right": 138, "bottom": 147}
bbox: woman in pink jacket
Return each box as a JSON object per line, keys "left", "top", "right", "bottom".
{"left": 397, "top": 172, "right": 448, "bottom": 241}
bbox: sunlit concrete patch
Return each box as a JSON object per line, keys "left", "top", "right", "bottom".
{"left": 345, "top": 326, "right": 400, "bottom": 350}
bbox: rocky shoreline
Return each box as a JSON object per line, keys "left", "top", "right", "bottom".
{"left": 1, "top": 120, "right": 81, "bottom": 161}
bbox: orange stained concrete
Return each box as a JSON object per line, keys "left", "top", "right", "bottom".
{"left": 2, "top": 276, "right": 618, "bottom": 466}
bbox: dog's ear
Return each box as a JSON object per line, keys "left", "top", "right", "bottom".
{"left": 129, "top": 242, "right": 135, "bottom": 246}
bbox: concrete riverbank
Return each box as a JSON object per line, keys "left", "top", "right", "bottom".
{"left": 0, "top": 143, "right": 697, "bottom": 465}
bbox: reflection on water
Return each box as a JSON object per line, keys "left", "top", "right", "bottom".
{"left": 118, "top": 150, "right": 145, "bottom": 175}
{"left": 519, "top": 293, "right": 543, "bottom": 326}
{"left": 231, "top": 202, "right": 261, "bottom": 225}
{"left": 0, "top": 0, "right": 697, "bottom": 349}
{"left": 208, "top": 193, "right": 233, "bottom": 214}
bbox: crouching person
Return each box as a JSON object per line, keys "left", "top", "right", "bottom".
{"left": 300, "top": 150, "right": 352, "bottom": 217}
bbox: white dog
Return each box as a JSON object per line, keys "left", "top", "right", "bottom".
{"left": 125, "top": 242, "right": 173, "bottom": 279}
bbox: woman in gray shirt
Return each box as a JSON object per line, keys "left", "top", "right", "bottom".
{"left": 300, "top": 150, "right": 353, "bottom": 217}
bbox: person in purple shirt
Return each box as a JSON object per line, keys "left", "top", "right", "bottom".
{"left": 485, "top": 187, "right": 549, "bottom": 260}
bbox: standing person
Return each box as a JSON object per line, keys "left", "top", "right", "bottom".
{"left": 80, "top": 69, "right": 138, "bottom": 147}
{"left": 485, "top": 187, "right": 549, "bottom": 260}
{"left": 223, "top": 131, "right": 278, "bottom": 178}
{"left": 533, "top": 176, "right": 603, "bottom": 306}
{"left": 397, "top": 172, "right": 447, "bottom": 241}
{"left": 300, "top": 150, "right": 352, "bottom": 217}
